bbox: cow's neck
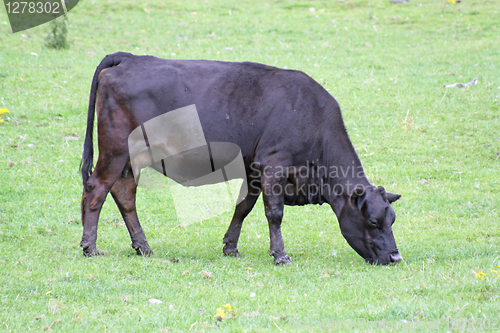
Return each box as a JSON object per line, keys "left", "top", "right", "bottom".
{"left": 320, "top": 120, "right": 371, "bottom": 216}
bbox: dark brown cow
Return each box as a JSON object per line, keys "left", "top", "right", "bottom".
{"left": 81, "top": 52, "right": 402, "bottom": 265}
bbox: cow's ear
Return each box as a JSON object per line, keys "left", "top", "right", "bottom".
{"left": 386, "top": 192, "right": 401, "bottom": 203}
{"left": 350, "top": 186, "right": 366, "bottom": 210}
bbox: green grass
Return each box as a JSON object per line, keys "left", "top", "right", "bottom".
{"left": 1, "top": 0, "right": 499, "bottom": 331}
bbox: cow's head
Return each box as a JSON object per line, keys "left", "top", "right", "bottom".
{"left": 338, "top": 186, "right": 402, "bottom": 265}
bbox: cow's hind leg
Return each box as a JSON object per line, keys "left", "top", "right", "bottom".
{"left": 110, "top": 166, "right": 152, "bottom": 256}
{"left": 223, "top": 181, "right": 261, "bottom": 257}
{"left": 81, "top": 156, "right": 127, "bottom": 256}
{"left": 261, "top": 167, "right": 293, "bottom": 265}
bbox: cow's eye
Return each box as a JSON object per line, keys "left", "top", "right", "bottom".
{"left": 368, "top": 219, "right": 378, "bottom": 227}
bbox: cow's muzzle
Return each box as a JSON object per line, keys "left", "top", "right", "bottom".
{"left": 389, "top": 251, "right": 403, "bottom": 264}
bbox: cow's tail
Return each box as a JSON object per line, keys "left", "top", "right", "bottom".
{"left": 81, "top": 52, "right": 133, "bottom": 186}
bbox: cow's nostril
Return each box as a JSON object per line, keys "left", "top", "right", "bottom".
{"left": 389, "top": 252, "right": 403, "bottom": 263}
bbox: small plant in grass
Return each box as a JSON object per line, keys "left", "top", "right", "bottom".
{"left": 45, "top": 15, "right": 69, "bottom": 49}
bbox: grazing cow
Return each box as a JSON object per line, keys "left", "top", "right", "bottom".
{"left": 81, "top": 52, "right": 402, "bottom": 265}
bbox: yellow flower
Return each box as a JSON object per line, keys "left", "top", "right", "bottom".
{"left": 215, "top": 307, "right": 225, "bottom": 320}
{"left": 0, "top": 108, "right": 8, "bottom": 124}
{"left": 447, "top": 0, "right": 456, "bottom": 3}
{"left": 222, "top": 303, "right": 233, "bottom": 312}
{"left": 214, "top": 304, "right": 234, "bottom": 321}
{"left": 476, "top": 272, "right": 486, "bottom": 280}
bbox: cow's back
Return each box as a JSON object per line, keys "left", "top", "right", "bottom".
{"left": 97, "top": 54, "right": 346, "bottom": 168}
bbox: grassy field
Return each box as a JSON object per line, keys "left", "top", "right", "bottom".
{"left": 1, "top": 0, "right": 499, "bottom": 331}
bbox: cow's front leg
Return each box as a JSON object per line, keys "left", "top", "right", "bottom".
{"left": 261, "top": 167, "right": 293, "bottom": 265}
{"left": 110, "top": 169, "right": 152, "bottom": 256}
{"left": 223, "top": 180, "right": 261, "bottom": 257}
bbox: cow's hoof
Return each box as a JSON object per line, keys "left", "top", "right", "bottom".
{"left": 133, "top": 243, "right": 153, "bottom": 257}
{"left": 82, "top": 246, "right": 101, "bottom": 257}
{"left": 274, "top": 255, "right": 293, "bottom": 266}
{"left": 223, "top": 247, "right": 241, "bottom": 257}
